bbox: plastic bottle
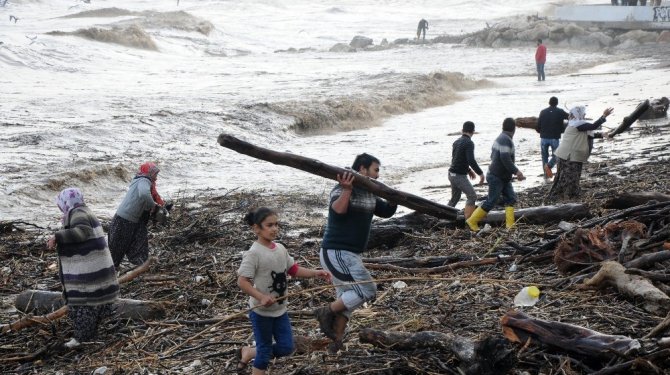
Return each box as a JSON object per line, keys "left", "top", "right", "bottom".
{"left": 513, "top": 286, "right": 540, "bottom": 307}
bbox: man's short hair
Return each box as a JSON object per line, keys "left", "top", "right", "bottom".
{"left": 352, "top": 153, "right": 380, "bottom": 172}
{"left": 502, "top": 117, "right": 516, "bottom": 132}
{"left": 549, "top": 96, "right": 558, "bottom": 106}
{"left": 462, "top": 121, "right": 475, "bottom": 133}
{"left": 538, "top": 38, "right": 542, "bottom": 44}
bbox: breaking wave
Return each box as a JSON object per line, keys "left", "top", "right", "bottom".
{"left": 60, "top": 7, "right": 137, "bottom": 18}
{"left": 263, "top": 71, "right": 492, "bottom": 133}
{"left": 47, "top": 24, "right": 158, "bottom": 50}
{"left": 117, "top": 10, "right": 215, "bottom": 36}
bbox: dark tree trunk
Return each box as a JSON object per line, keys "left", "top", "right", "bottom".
{"left": 603, "top": 192, "right": 670, "bottom": 209}
{"left": 610, "top": 99, "right": 650, "bottom": 137}
{"left": 501, "top": 310, "right": 639, "bottom": 359}
{"left": 14, "top": 290, "right": 165, "bottom": 320}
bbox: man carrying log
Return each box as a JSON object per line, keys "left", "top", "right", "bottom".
{"left": 313, "top": 153, "right": 398, "bottom": 353}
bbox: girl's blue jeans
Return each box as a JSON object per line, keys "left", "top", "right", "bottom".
{"left": 249, "top": 310, "right": 294, "bottom": 370}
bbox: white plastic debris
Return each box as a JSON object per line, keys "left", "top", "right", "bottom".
{"left": 392, "top": 281, "right": 407, "bottom": 289}
{"left": 92, "top": 366, "right": 109, "bottom": 375}
{"left": 201, "top": 298, "right": 211, "bottom": 307}
{"left": 508, "top": 263, "right": 518, "bottom": 272}
{"left": 193, "top": 275, "right": 205, "bottom": 283}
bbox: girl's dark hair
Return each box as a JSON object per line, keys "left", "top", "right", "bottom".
{"left": 244, "top": 207, "right": 277, "bottom": 227}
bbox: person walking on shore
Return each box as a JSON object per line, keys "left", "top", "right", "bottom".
{"left": 47, "top": 188, "right": 119, "bottom": 348}
{"left": 447, "top": 121, "right": 485, "bottom": 218}
{"left": 314, "top": 153, "right": 397, "bottom": 353}
{"left": 108, "top": 162, "right": 166, "bottom": 269}
{"left": 535, "top": 39, "right": 546, "bottom": 81}
{"left": 417, "top": 19, "right": 428, "bottom": 41}
{"left": 537, "top": 96, "right": 569, "bottom": 179}
{"left": 546, "top": 106, "right": 614, "bottom": 201}
{"left": 236, "top": 207, "right": 331, "bottom": 374}
{"left": 466, "top": 118, "right": 525, "bottom": 231}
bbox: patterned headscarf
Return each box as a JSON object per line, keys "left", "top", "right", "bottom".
{"left": 55, "top": 188, "right": 85, "bottom": 224}
{"left": 138, "top": 162, "right": 160, "bottom": 179}
{"left": 136, "top": 162, "right": 164, "bottom": 206}
{"left": 567, "top": 106, "right": 588, "bottom": 128}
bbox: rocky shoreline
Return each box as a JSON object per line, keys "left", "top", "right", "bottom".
{"left": 276, "top": 17, "right": 670, "bottom": 55}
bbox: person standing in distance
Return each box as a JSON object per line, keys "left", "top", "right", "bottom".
{"left": 314, "top": 153, "right": 397, "bottom": 353}
{"left": 417, "top": 19, "right": 429, "bottom": 41}
{"left": 535, "top": 39, "right": 546, "bottom": 81}
{"left": 536, "top": 96, "right": 569, "bottom": 179}
{"left": 447, "top": 121, "right": 485, "bottom": 218}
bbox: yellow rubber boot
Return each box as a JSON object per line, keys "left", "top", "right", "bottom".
{"left": 505, "top": 206, "right": 515, "bottom": 229}
{"left": 465, "top": 207, "right": 487, "bottom": 231}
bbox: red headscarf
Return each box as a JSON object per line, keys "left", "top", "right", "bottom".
{"left": 138, "top": 162, "right": 165, "bottom": 206}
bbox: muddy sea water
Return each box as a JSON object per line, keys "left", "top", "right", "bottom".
{"left": 1, "top": 0, "right": 668, "bottom": 226}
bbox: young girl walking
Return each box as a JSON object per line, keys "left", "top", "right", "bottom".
{"left": 47, "top": 188, "right": 119, "bottom": 348}
{"left": 236, "top": 207, "right": 331, "bottom": 374}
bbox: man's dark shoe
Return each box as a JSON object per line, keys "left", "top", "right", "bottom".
{"left": 313, "top": 306, "right": 336, "bottom": 340}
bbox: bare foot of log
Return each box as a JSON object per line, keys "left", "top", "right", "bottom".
{"left": 585, "top": 261, "right": 670, "bottom": 315}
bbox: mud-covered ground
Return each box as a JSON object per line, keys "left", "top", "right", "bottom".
{"left": 2, "top": 119, "right": 670, "bottom": 374}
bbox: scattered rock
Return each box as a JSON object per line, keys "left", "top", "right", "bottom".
{"left": 349, "top": 35, "right": 373, "bottom": 49}
{"left": 329, "top": 42, "right": 353, "bottom": 52}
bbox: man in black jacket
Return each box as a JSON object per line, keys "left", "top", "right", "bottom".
{"left": 537, "top": 96, "right": 569, "bottom": 179}
{"left": 447, "top": 121, "right": 484, "bottom": 219}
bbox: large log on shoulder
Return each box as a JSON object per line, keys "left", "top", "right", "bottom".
{"left": 603, "top": 192, "right": 670, "bottom": 209}
{"left": 501, "top": 310, "right": 640, "bottom": 359}
{"left": 14, "top": 290, "right": 165, "bottom": 320}
{"left": 217, "top": 134, "right": 458, "bottom": 220}
{"left": 359, "top": 328, "right": 515, "bottom": 375}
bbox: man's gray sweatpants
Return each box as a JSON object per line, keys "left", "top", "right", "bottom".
{"left": 320, "top": 248, "right": 376, "bottom": 318}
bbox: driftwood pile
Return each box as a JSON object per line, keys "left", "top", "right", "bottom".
{"left": 3, "top": 133, "right": 670, "bottom": 373}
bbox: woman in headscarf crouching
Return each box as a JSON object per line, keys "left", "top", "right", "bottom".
{"left": 108, "top": 162, "right": 165, "bottom": 269}
{"left": 47, "top": 188, "right": 119, "bottom": 348}
{"left": 546, "top": 106, "right": 613, "bottom": 201}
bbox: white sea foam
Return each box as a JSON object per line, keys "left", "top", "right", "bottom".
{"left": 0, "top": 0, "right": 666, "bottom": 224}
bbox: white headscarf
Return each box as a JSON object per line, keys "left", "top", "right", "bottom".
{"left": 567, "top": 106, "right": 588, "bottom": 127}
{"left": 567, "top": 105, "right": 595, "bottom": 136}
{"left": 55, "top": 187, "right": 85, "bottom": 224}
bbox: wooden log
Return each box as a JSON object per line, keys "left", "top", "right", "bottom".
{"left": 367, "top": 205, "right": 589, "bottom": 250}
{"left": 359, "top": 328, "right": 514, "bottom": 375}
{"left": 13, "top": 290, "right": 165, "bottom": 321}
{"left": 217, "top": 133, "right": 458, "bottom": 220}
{"left": 610, "top": 99, "right": 650, "bottom": 137}
{"left": 501, "top": 310, "right": 640, "bottom": 359}
{"left": 514, "top": 116, "right": 538, "bottom": 130}
{"left": 639, "top": 96, "right": 669, "bottom": 120}
{"left": 624, "top": 250, "right": 670, "bottom": 269}
{"left": 584, "top": 261, "right": 670, "bottom": 315}
{"left": 482, "top": 203, "right": 590, "bottom": 226}
{"left": 365, "top": 256, "right": 510, "bottom": 274}
{"left": 603, "top": 192, "right": 670, "bottom": 209}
